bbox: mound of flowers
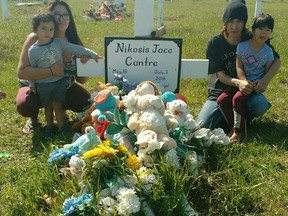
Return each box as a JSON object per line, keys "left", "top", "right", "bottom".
{"left": 48, "top": 76, "right": 230, "bottom": 215}
{"left": 84, "top": 1, "right": 126, "bottom": 21}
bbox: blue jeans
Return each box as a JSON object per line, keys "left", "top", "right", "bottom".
{"left": 197, "top": 93, "right": 271, "bottom": 130}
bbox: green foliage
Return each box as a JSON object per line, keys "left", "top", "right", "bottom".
{"left": 105, "top": 108, "right": 129, "bottom": 135}
{"left": 0, "top": 0, "right": 287, "bottom": 215}
{"left": 149, "top": 158, "right": 194, "bottom": 216}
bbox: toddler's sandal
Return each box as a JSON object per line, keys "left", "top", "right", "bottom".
{"left": 22, "top": 120, "right": 42, "bottom": 134}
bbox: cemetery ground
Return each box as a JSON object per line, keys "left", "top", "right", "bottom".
{"left": 0, "top": 0, "right": 288, "bottom": 215}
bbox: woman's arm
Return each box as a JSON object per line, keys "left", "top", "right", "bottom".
{"left": 236, "top": 55, "right": 247, "bottom": 81}
{"left": 254, "top": 57, "right": 281, "bottom": 93}
{"left": 217, "top": 71, "right": 254, "bottom": 95}
{"left": 17, "top": 33, "right": 64, "bottom": 81}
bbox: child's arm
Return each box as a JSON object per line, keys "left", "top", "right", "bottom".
{"left": 236, "top": 55, "right": 247, "bottom": 81}
{"left": 59, "top": 40, "right": 100, "bottom": 62}
{"left": 254, "top": 47, "right": 277, "bottom": 93}
{"left": 264, "top": 61, "right": 273, "bottom": 74}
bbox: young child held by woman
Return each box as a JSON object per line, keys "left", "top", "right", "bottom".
{"left": 28, "top": 12, "right": 100, "bottom": 139}
{"left": 217, "top": 13, "right": 275, "bottom": 143}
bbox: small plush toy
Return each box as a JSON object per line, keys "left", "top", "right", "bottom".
{"left": 91, "top": 89, "right": 117, "bottom": 140}
{"left": 72, "top": 84, "right": 119, "bottom": 134}
{"left": 123, "top": 80, "right": 164, "bottom": 115}
{"left": 71, "top": 104, "right": 95, "bottom": 134}
{"left": 161, "top": 91, "right": 187, "bottom": 106}
{"left": 135, "top": 130, "right": 164, "bottom": 167}
{"left": 90, "top": 81, "right": 119, "bottom": 102}
{"left": 165, "top": 99, "right": 197, "bottom": 130}
{"left": 63, "top": 126, "right": 101, "bottom": 156}
{"left": 135, "top": 130, "right": 164, "bottom": 155}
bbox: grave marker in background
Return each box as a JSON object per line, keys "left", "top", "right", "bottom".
{"left": 1, "top": 0, "right": 9, "bottom": 19}
{"left": 254, "top": 0, "right": 263, "bottom": 17}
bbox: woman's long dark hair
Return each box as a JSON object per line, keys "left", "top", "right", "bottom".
{"left": 46, "top": 1, "right": 83, "bottom": 46}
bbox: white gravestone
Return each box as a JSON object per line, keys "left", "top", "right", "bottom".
{"left": 105, "top": 37, "right": 182, "bottom": 92}
{"left": 1, "top": 0, "right": 9, "bottom": 19}
{"left": 254, "top": 0, "right": 263, "bottom": 17}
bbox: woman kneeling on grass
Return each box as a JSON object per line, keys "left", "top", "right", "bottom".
{"left": 217, "top": 13, "right": 275, "bottom": 143}
{"left": 16, "top": 1, "right": 98, "bottom": 134}
{"left": 197, "top": 1, "right": 281, "bottom": 142}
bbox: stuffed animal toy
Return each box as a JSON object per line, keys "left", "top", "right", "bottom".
{"left": 135, "top": 130, "right": 164, "bottom": 155}
{"left": 91, "top": 89, "right": 117, "bottom": 140}
{"left": 165, "top": 99, "right": 197, "bottom": 130}
{"left": 161, "top": 91, "right": 187, "bottom": 106}
{"left": 135, "top": 130, "right": 164, "bottom": 167}
{"left": 125, "top": 81, "right": 177, "bottom": 150}
{"left": 123, "top": 80, "right": 164, "bottom": 115}
{"left": 63, "top": 126, "right": 101, "bottom": 156}
{"left": 72, "top": 83, "right": 119, "bottom": 134}
{"left": 90, "top": 81, "right": 119, "bottom": 102}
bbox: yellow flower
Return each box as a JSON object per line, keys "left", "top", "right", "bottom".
{"left": 117, "top": 143, "right": 129, "bottom": 156}
{"left": 102, "top": 139, "right": 111, "bottom": 146}
{"left": 82, "top": 148, "right": 103, "bottom": 159}
{"left": 125, "top": 154, "right": 140, "bottom": 171}
{"left": 98, "top": 143, "right": 118, "bottom": 159}
{"left": 82, "top": 142, "right": 118, "bottom": 159}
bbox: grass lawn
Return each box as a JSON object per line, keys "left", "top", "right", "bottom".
{"left": 0, "top": 0, "right": 287, "bottom": 215}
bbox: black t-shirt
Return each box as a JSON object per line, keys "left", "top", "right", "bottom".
{"left": 206, "top": 33, "right": 279, "bottom": 101}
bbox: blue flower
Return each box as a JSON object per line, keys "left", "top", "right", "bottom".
{"left": 63, "top": 196, "right": 77, "bottom": 215}
{"left": 47, "top": 148, "right": 77, "bottom": 165}
{"left": 76, "top": 193, "right": 94, "bottom": 205}
{"left": 63, "top": 193, "right": 94, "bottom": 215}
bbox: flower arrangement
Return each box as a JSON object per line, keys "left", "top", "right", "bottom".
{"left": 84, "top": 1, "right": 126, "bottom": 21}
{"left": 113, "top": 72, "right": 138, "bottom": 97}
{"left": 47, "top": 80, "right": 230, "bottom": 215}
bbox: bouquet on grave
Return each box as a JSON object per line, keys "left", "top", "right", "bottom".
{"left": 47, "top": 79, "right": 231, "bottom": 215}
{"left": 84, "top": 1, "right": 125, "bottom": 21}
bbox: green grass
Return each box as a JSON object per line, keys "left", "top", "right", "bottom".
{"left": 0, "top": 0, "right": 288, "bottom": 215}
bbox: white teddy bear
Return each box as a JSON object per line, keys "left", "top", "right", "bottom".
{"left": 123, "top": 81, "right": 165, "bottom": 115}
{"left": 124, "top": 81, "right": 177, "bottom": 150}
{"left": 165, "top": 99, "right": 197, "bottom": 130}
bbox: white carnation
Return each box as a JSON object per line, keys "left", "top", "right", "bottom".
{"left": 211, "top": 128, "right": 230, "bottom": 145}
{"left": 98, "top": 196, "right": 117, "bottom": 216}
{"left": 69, "top": 155, "right": 85, "bottom": 170}
{"left": 116, "top": 187, "right": 140, "bottom": 215}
